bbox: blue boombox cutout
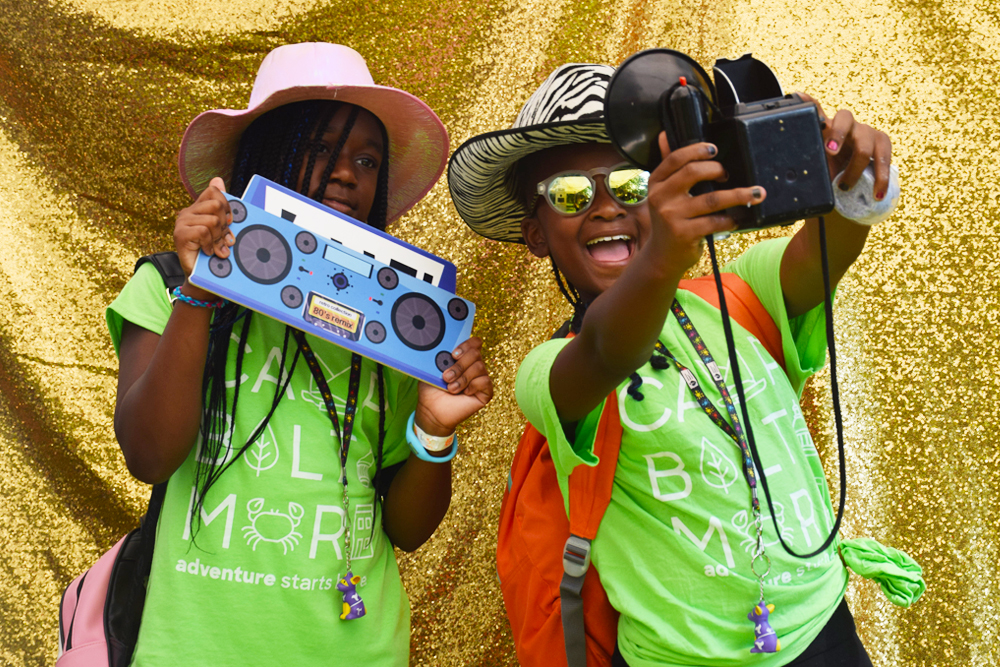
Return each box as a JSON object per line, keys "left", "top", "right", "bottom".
{"left": 189, "top": 178, "right": 475, "bottom": 389}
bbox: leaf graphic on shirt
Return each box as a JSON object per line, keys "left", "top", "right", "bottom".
{"left": 244, "top": 422, "right": 279, "bottom": 477}
{"left": 699, "top": 437, "right": 738, "bottom": 494}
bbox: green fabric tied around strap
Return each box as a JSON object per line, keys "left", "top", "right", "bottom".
{"left": 840, "top": 538, "right": 926, "bottom": 607}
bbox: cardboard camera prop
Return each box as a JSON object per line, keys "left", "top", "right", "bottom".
{"left": 605, "top": 49, "right": 835, "bottom": 231}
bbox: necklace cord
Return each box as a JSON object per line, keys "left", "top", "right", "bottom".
{"left": 706, "top": 219, "right": 846, "bottom": 560}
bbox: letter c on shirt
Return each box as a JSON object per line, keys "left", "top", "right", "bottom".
{"left": 618, "top": 378, "right": 672, "bottom": 432}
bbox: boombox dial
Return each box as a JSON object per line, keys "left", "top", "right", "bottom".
{"left": 229, "top": 201, "right": 248, "bottom": 223}
{"left": 447, "top": 298, "right": 469, "bottom": 321}
{"left": 435, "top": 351, "right": 456, "bottom": 372}
{"left": 295, "top": 230, "right": 318, "bottom": 254}
{"left": 235, "top": 225, "right": 292, "bottom": 285}
{"left": 377, "top": 267, "right": 399, "bottom": 290}
{"left": 365, "top": 321, "right": 387, "bottom": 344}
{"left": 209, "top": 257, "right": 232, "bottom": 278}
{"left": 392, "top": 293, "right": 445, "bottom": 351}
{"left": 281, "top": 285, "right": 303, "bottom": 308}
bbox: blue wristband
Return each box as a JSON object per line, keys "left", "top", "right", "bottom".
{"left": 406, "top": 412, "right": 458, "bottom": 462}
{"left": 171, "top": 285, "right": 229, "bottom": 309}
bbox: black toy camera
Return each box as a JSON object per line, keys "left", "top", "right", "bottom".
{"left": 605, "top": 49, "right": 835, "bottom": 232}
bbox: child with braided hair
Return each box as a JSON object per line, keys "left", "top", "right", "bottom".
{"left": 108, "top": 43, "right": 492, "bottom": 666}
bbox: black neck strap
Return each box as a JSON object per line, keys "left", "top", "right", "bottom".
{"left": 704, "top": 218, "right": 846, "bottom": 560}
{"left": 291, "top": 330, "right": 363, "bottom": 485}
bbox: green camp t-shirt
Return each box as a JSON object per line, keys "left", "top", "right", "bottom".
{"left": 107, "top": 262, "right": 417, "bottom": 667}
{"left": 515, "top": 238, "right": 848, "bottom": 667}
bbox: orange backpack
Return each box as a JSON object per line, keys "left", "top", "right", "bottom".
{"left": 497, "top": 274, "right": 787, "bottom": 667}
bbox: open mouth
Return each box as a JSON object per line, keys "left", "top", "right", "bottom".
{"left": 586, "top": 234, "right": 634, "bottom": 263}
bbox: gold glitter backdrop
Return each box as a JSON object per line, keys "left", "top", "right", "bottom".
{"left": 0, "top": 0, "right": 997, "bottom": 664}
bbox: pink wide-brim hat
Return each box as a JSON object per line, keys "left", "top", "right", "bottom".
{"left": 178, "top": 43, "right": 449, "bottom": 223}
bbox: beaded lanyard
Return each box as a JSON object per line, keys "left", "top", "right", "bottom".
{"left": 651, "top": 300, "right": 779, "bottom": 652}
{"left": 290, "top": 329, "right": 367, "bottom": 620}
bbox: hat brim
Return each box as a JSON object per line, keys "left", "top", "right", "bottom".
{"left": 447, "top": 119, "right": 611, "bottom": 243}
{"left": 179, "top": 85, "right": 448, "bottom": 223}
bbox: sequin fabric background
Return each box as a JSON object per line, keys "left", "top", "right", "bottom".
{"left": 0, "top": 0, "right": 997, "bottom": 664}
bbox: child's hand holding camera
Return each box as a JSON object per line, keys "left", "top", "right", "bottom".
{"left": 645, "top": 131, "right": 766, "bottom": 275}
{"left": 798, "top": 92, "right": 894, "bottom": 202}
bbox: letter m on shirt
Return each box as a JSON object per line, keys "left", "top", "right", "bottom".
{"left": 671, "top": 516, "right": 736, "bottom": 569}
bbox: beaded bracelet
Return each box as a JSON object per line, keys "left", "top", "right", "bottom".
{"left": 171, "top": 286, "right": 229, "bottom": 309}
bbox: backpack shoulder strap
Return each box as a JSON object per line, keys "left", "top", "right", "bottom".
{"left": 134, "top": 251, "right": 185, "bottom": 290}
{"left": 679, "top": 273, "right": 786, "bottom": 372}
{"left": 561, "top": 393, "right": 623, "bottom": 667}
{"left": 122, "top": 253, "right": 177, "bottom": 641}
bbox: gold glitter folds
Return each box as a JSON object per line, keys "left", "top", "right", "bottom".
{"left": 0, "top": 0, "right": 997, "bottom": 665}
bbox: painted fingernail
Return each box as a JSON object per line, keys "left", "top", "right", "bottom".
{"left": 875, "top": 191, "right": 885, "bottom": 200}
{"left": 839, "top": 182, "right": 850, "bottom": 192}
{"left": 452, "top": 348, "right": 463, "bottom": 358}
{"left": 752, "top": 187, "right": 762, "bottom": 199}
{"left": 827, "top": 140, "right": 839, "bottom": 152}
{"left": 707, "top": 144, "right": 717, "bottom": 156}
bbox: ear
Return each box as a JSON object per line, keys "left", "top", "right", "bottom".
{"left": 351, "top": 575, "right": 361, "bottom": 585}
{"left": 766, "top": 604, "right": 775, "bottom": 612}
{"left": 520, "top": 215, "right": 550, "bottom": 259}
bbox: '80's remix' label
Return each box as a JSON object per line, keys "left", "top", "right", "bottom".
{"left": 304, "top": 293, "right": 364, "bottom": 341}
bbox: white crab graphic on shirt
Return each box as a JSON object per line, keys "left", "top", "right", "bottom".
{"left": 241, "top": 498, "right": 304, "bottom": 554}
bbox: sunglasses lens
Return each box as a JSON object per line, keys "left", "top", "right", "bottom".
{"left": 547, "top": 175, "right": 594, "bottom": 214}
{"left": 608, "top": 168, "right": 649, "bottom": 205}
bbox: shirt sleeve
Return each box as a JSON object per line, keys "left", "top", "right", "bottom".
{"left": 380, "top": 368, "right": 419, "bottom": 468}
{"left": 515, "top": 337, "right": 606, "bottom": 478}
{"left": 723, "top": 236, "right": 833, "bottom": 396}
{"left": 106, "top": 261, "right": 174, "bottom": 357}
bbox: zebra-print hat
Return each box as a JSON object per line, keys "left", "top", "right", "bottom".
{"left": 447, "top": 64, "right": 614, "bottom": 243}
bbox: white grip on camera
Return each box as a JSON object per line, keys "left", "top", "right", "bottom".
{"left": 832, "top": 163, "right": 900, "bottom": 227}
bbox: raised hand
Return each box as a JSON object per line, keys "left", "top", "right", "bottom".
{"left": 173, "top": 176, "right": 235, "bottom": 280}
{"left": 645, "top": 131, "right": 766, "bottom": 273}
{"left": 798, "top": 92, "right": 893, "bottom": 201}
{"left": 415, "top": 336, "right": 493, "bottom": 437}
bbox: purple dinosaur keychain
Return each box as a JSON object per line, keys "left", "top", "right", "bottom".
{"left": 748, "top": 601, "right": 781, "bottom": 653}
{"left": 293, "top": 337, "right": 369, "bottom": 623}
{"left": 337, "top": 572, "right": 366, "bottom": 620}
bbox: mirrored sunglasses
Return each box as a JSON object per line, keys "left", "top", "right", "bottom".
{"left": 535, "top": 164, "right": 650, "bottom": 216}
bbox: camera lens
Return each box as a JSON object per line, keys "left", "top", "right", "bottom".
{"left": 785, "top": 169, "right": 798, "bottom": 182}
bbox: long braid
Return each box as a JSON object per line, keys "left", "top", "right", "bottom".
{"left": 310, "top": 106, "right": 361, "bottom": 202}
{"left": 255, "top": 113, "right": 286, "bottom": 185}
{"left": 281, "top": 102, "right": 320, "bottom": 187}
{"left": 190, "top": 304, "right": 251, "bottom": 537}
{"left": 550, "top": 256, "right": 586, "bottom": 333}
{"left": 299, "top": 104, "right": 341, "bottom": 196}
{"left": 367, "top": 122, "right": 391, "bottom": 231}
